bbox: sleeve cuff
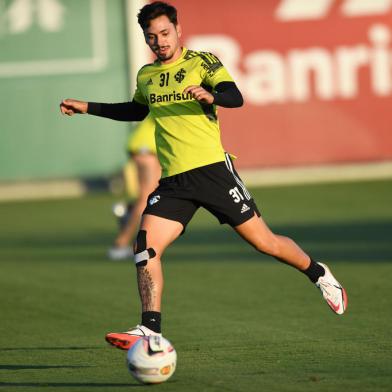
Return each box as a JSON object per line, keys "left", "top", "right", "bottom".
{"left": 212, "top": 93, "right": 221, "bottom": 106}
{"left": 87, "top": 102, "right": 102, "bottom": 115}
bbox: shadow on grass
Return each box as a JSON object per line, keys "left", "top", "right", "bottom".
{"left": 0, "top": 220, "right": 391, "bottom": 263}
{"left": 0, "top": 231, "right": 112, "bottom": 248}
{"left": 0, "top": 382, "right": 137, "bottom": 388}
{"left": 0, "top": 365, "right": 92, "bottom": 370}
{"left": 0, "top": 347, "right": 100, "bottom": 351}
{"left": 171, "top": 220, "right": 392, "bottom": 263}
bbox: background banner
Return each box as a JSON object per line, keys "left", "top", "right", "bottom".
{"left": 1, "top": 0, "right": 391, "bottom": 182}
{"left": 169, "top": 0, "right": 392, "bottom": 168}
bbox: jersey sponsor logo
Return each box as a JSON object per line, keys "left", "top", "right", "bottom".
{"left": 148, "top": 195, "right": 160, "bottom": 206}
{"left": 174, "top": 68, "right": 186, "bottom": 83}
{"left": 148, "top": 91, "right": 193, "bottom": 104}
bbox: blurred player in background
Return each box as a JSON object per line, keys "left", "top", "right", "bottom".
{"left": 108, "top": 114, "right": 161, "bottom": 260}
{"left": 60, "top": 1, "right": 348, "bottom": 351}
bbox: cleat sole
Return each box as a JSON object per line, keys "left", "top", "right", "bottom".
{"left": 342, "top": 288, "right": 348, "bottom": 313}
{"left": 105, "top": 334, "right": 142, "bottom": 350}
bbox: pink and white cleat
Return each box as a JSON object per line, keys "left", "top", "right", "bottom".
{"left": 105, "top": 325, "right": 161, "bottom": 350}
{"left": 316, "top": 263, "right": 348, "bottom": 315}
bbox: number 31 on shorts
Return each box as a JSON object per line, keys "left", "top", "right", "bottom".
{"left": 229, "top": 187, "right": 244, "bottom": 203}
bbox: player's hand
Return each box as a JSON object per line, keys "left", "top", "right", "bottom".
{"left": 60, "top": 99, "right": 88, "bottom": 116}
{"left": 183, "top": 85, "right": 214, "bottom": 105}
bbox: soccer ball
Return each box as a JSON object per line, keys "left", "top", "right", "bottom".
{"left": 126, "top": 336, "right": 177, "bottom": 384}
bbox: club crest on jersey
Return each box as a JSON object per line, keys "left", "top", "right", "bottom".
{"left": 149, "top": 195, "right": 161, "bottom": 206}
{"left": 174, "top": 68, "right": 186, "bottom": 83}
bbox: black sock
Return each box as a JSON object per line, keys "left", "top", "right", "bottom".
{"left": 303, "top": 259, "right": 325, "bottom": 283}
{"left": 142, "top": 311, "right": 161, "bottom": 333}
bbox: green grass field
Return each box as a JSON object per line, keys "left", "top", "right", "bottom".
{"left": 0, "top": 179, "right": 391, "bottom": 392}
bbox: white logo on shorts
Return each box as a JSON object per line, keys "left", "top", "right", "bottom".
{"left": 149, "top": 195, "right": 161, "bottom": 206}
{"left": 241, "top": 203, "right": 250, "bottom": 213}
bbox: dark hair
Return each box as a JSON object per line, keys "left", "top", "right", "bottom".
{"left": 137, "top": 1, "right": 178, "bottom": 30}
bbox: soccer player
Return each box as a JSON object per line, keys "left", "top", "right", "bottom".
{"left": 60, "top": 1, "right": 347, "bottom": 350}
{"left": 108, "top": 114, "right": 161, "bottom": 260}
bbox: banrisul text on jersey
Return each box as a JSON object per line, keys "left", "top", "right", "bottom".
{"left": 148, "top": 91, "right": 193, "bottom": 104}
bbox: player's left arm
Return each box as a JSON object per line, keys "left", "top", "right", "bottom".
{"left": 183, "top": 81, "right": 243, "bottom": 108}
{"left": 184, "top": 52, "right": 243, "bottom": 108}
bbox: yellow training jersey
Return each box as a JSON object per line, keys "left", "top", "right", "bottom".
{"left": 127, "top": 113, "right": 156, "bottom": 155}
{"left": 133, "top": 47, "right": 234, "bottom": 177}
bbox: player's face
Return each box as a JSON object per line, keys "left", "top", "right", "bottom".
{"left": 144, "top": 15, "right": 182, "bottom": 64}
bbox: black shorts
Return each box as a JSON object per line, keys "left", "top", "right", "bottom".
{"left": 143, "top": 153, "right": 261, "bottom": 229}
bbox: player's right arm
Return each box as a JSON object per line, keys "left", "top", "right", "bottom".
{"left": 60, "top": 99, "right": 149, "bottom": 122}
{"left": 60, "top": 68, "right": 150, "bottom": 121}
{"left": 60, "top": 99, "right": 88, "bottom": 116}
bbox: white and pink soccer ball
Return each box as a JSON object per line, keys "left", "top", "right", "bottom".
{"left": 126, "top": 336, "right": 177, "bottom": 384}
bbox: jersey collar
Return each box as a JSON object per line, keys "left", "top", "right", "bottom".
{"left": 154, "top": 47, "right": 187, "bottom": 68}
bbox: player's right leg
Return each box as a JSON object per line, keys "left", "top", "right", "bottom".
{"left": 105, "top": 214, "right": 184, "bottom": 350}
{"left": 108, "top": 153, "right": 161, "bottom": 260}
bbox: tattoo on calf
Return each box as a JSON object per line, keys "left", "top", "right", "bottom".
{"left": 137, "top": 266, "right": 155, "bottom": 310}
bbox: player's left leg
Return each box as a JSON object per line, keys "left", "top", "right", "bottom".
{"left": 234, "top": 214, "right": 348, "bottom": 315}
{"left": 234, "top": 213, "right": 310, "bottom": 269}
